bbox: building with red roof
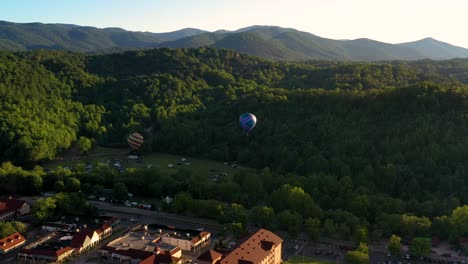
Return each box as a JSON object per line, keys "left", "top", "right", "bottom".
{"left": 160, "top": 229, "right": 211, "bottom": 252}
{"left": 0, "top": 197, "right": 30, "bottom": 221}
{"left": 139, "top": 251, "right": 182, "bottom": 264}
{"left": 99, "top": 231, "right": 182, "bottom": 264}
{"left": 197, "top": 249, "right": 223, "bottom": 264}
{"left": 219, "top": 229, "right": 283, "bottom": 264}
{"left": 71, "top": 228, "right": 100, "bottom": 253}
{"left": 18, "top": 217, "right": 117, "bottom": 262}
{"left": 19, "top": 246, "right": 74, "bottom": 263}
{"left": 0, "top": 232, "right": 26, "bottom": 254}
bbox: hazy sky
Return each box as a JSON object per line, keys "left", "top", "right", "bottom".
{"left": 2, "top": 0, "right": 467, "bottom": 47}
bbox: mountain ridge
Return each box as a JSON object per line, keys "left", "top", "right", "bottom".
{"left": 1, "top": 20, "right": 467, "bottom": 61}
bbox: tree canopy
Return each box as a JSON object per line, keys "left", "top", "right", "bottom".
{"left": 2, "top": 48, "right": 468, "bottom": 241}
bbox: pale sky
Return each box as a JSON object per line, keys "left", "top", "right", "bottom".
{"left": 1, "top": 0, "right": 467, "bottom": 48}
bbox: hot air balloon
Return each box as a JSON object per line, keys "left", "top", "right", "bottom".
{"left": 127, "top": 132, "right": 144, "bottom": 149}
{"left": 239, "top": 113, "right": 257, "bottom": 133}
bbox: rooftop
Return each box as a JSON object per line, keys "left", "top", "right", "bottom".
{"left": 103, "top": 232, "right": 182, "bottom": 262}
{"left": 107, "top": 232, "right": 177, "bottom": 252}
{"left": 197, "top": 249, "right": 223, "bottom": 263}
{"left": 0, "top": 198, "right": 28, "bottom": 216}
{"left": 220, "top": 229, "right": 283, "bottom": 264}
{"left": 43, "top": 216, "right": 117, "bottom": 234}
{"left": 147, "top": 224, "right": 209, "bottom": 243}
{"left": 21, "top": 232, "right": 73, "bottom": 257}
{"left": 0, "top": 232, "right": 26, "bottom": 251}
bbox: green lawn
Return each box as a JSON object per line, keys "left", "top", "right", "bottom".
{"left": 46, "top": 147, "right": 248, "bottom": 177}
{"left": 285, "top": 256, "right": 335, "bottom": 264}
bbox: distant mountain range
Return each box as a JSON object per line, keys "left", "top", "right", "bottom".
{"left": 1, "top": 20, "right": 468, "bottom": 61}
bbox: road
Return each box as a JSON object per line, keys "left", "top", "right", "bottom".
{"left": 88, "top": 200, "right": 223, "bottom": 233}
{"left": 18, "top": 197, "right": 223, "bottom": 233}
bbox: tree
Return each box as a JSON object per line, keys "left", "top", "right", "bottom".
{"left": 172, "top": 192, "right": 193, "bottom": 214}
{"left": 400, "top": 214, "right": 431, "bottom": 238}
{"left": 231, "top": 222, "right": 246, "bottom": 238}
{"left": 355, "top": 227, "right": 368, "bottom": 244}
{"left": 77, "top": 136, "right": 92, "bottom": 155}
{"left": 409, "top": 237, "right": 431, "bottom": 258}
{"left": 323, "top": 219, "right": 337, "bottom": 237}
{"left": 54, "top": 180, "right": 65, "bottom": 192}
{"left": 277, "top": 210, "right": 303, "bottom": 236}
{"left": 226, "top": 203, "right": 247, "bottom": 226}
{"left": 305, "top": 217, "right": 321, "bottom": 240}
{"left": 345, "top": 243, "right": 369, "bottom": 264}
{"left": 270, "top": 184, "right": 322, "bottom": 219}
{"left": 449, "top": 205, "right": 468, "bottom": 239}
{"left": 250, "top": 206, "right": 275, "bottom": 228}
{"left": 0, "top": 222, "right": 17, "bottom": 237}
{"left": 65, "top": 177, "right": 81, "bottom": 192}
{"left": 432, "top": 215, "right": 450, "bottom": 240}
{"left": 345, "top": 251, "right": 369, "bottom": 264}
{"left": 112, "top": 182, "right": 128, "bottom": 201}
{"left": 355, "top": 243, "right": 368, "bottom": 254}
{"left": 10, "top": 221, "right": 27, "bottom": 234}
{"left": 387, "top": 234, "right": 402, "bottom": 256}
{"left": 32, "top": 197, "right": 56, "bottom": 223}
{"left": 92, "top": 184, "right": 104, "bottom": 196}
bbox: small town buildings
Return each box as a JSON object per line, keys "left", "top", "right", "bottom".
{"left": 18, "top": 232, "right": 75, "bottom": 263}
{"left": 19, "top": 217, "right": 117, "bottom": 262}
{"left": 19, "top": 246, "right": 74, "bottom": 263}
{"left": 0, "top": 232, "right": 26, "bottom": 254}
{"left": 99, "top": 232, "right": 182, "bottom": 264}
{"left": 155, "top": 227, "right": 210, "bottom": 253}
{"left": 0, "top": 197, "right": 30, "bottom": 221}
{"left": 71, "top": 228, "right": 100, "bottom": 253}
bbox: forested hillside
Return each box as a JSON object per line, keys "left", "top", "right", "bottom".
{"left": 2, "top": 48, "right": 468, "bottom": 241}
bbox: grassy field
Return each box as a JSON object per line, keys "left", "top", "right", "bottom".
{"left": 285, "top": 256, "right": 335, "bottom": 264}
{"left": 46, "top": 147, "right": 248, "bottom": 177}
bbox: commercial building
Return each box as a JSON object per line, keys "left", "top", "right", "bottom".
{"left": 0, "top": 232, "right": 26, "bottom": 254}
{"left": 218, "top": 229, "right": 283, "bottom": 264}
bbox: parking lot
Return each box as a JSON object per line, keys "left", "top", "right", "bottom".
{"left": 283, "top": 240, "right": 344, "bottom": 263}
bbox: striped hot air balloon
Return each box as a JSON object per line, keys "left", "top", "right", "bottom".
{"left": 239, "top": 113, "right": 257, "bottom": 133}
{"left": 127, "top": 132, "right": 144, "bottom": 149}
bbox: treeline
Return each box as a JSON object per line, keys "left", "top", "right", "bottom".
{"left": 2, "top": 161, "right": 468, "bottom": 244}
{"left": 3, "top": 48, "right": 468, "bottom": 243}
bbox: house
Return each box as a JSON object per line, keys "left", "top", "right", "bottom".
{"left": 219, "top": 229, "right": 283, "bottom": 264}
{"left": 0, "top": 197, "right": 30, "bottom": 221}
{"left": 71, "top": 228, "right": 100, "bottom": 253}
{"left": 197, "top": 249, "right": 223, "bottom": 264}
{"left": 96, "top": 223, "right": 113, "bottom": 240}
{"left": 0, "top": 232, "right": 26, "bottom": 254}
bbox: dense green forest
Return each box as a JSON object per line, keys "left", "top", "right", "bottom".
{"left": 2, "top": 48, "right": 468, "bottom": 243}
